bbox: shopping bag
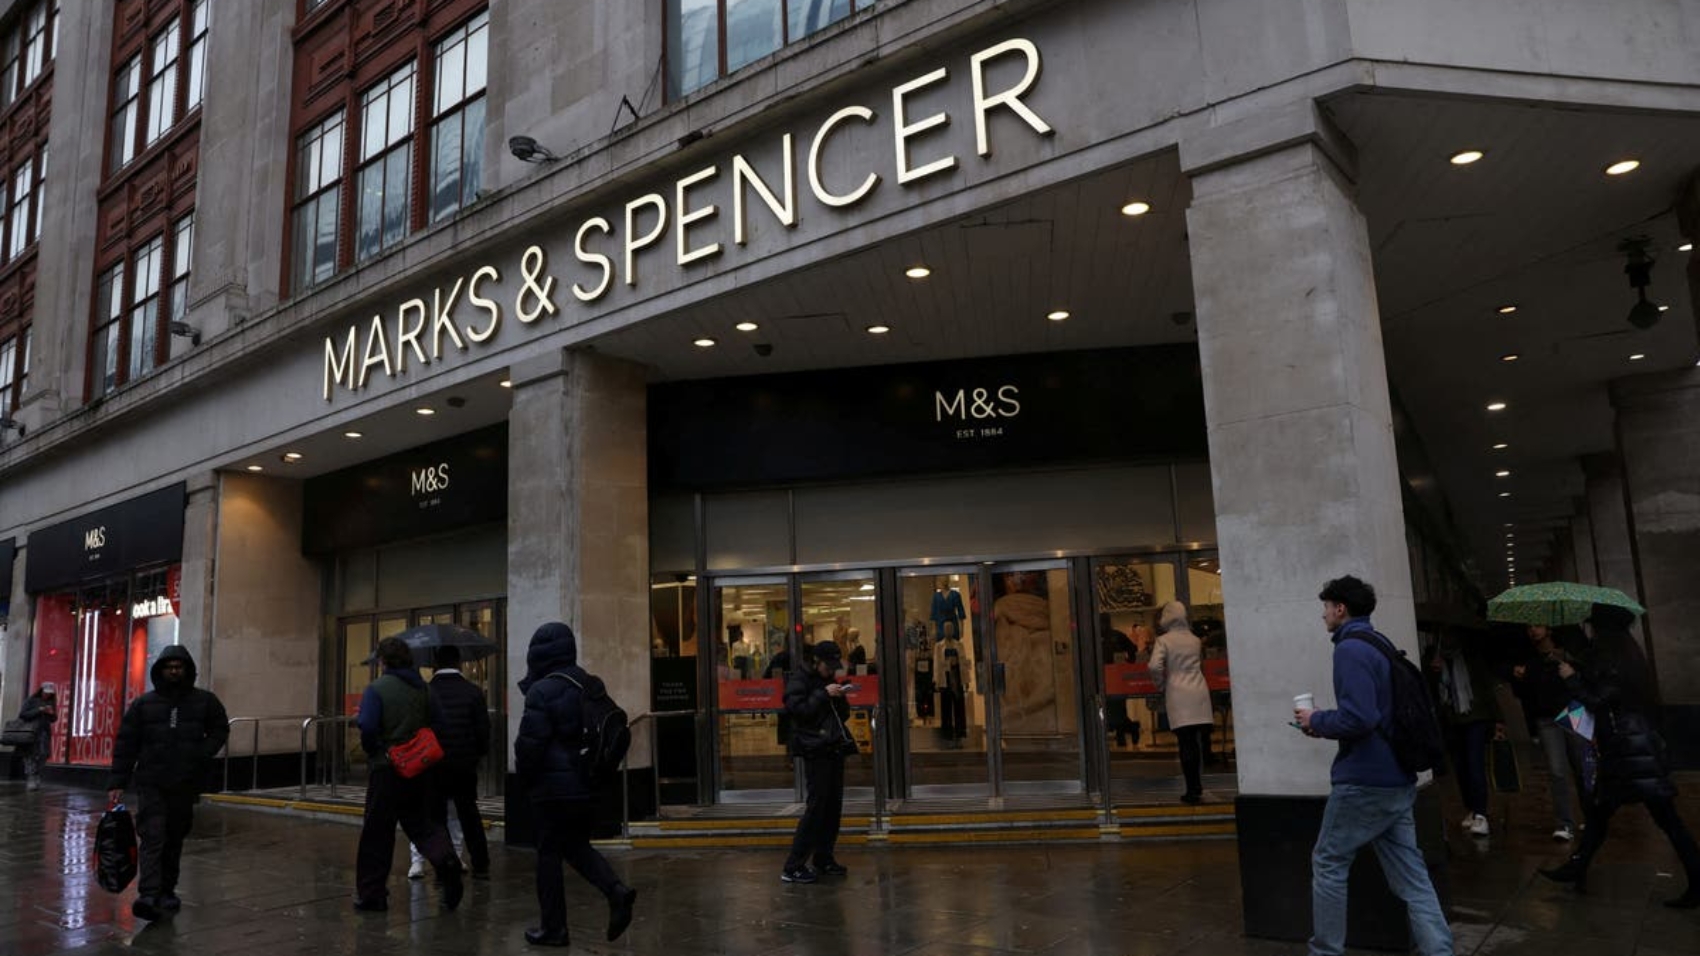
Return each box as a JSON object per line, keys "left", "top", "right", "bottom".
{"left": 1490, "top": 739, "right": 1521, "bottom": 793}
{"left": 1, "top": 718, "right": 34, "bottom": 747}
{"left": 1556, "top": 701, "right": 1595, "bottom": 742}
{"left": 95, "top": 804, "right": 138, "bottom": 893}
{"left": 387, "top": 727, "right": 444, "bottom": 779}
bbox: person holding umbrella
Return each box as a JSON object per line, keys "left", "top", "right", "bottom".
{"left": 1537, "top": 603, "right": 1699, "bottom": 908}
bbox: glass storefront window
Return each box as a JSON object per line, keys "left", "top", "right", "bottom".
{"left": 899, "top": 570, "right": 986, "bottom": 793}
{"left": 713, "top": 580, "right": 791, "bottom": 794}
{"left": 800, "top": 575, "right": 878, "bottom": 787}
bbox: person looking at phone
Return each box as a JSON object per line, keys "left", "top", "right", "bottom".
{"left": 780, "top": 640, "right": 855, "bottom": 884}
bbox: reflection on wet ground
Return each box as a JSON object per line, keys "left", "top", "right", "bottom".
{"left": 0, "top": 778, "right": 1695, "bottom": 955}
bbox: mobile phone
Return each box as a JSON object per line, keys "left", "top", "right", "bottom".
{"left": 1288, "top": 720, "right": 1304, "bottom": 730}
{"left": 839, "top": 683, "right": 858, "bottom": 692}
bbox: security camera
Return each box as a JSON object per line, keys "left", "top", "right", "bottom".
{"left": 753, "top": 343, "right": 774, "bottom": 357}
{"left": 446, "top": 396, "right": 467, "bottom": 408}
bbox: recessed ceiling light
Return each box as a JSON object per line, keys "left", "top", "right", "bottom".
{"left": 1492, "top": 443, "right": 1508, "bottom": 450}
{"left": 1449, "top": 150, "right": 1484, "bottom": 165}
{"left": 693, "top": 337, "right": 716, "bottom": 348}
{"left": 1500, "top": 353, "right": 1519, "bottom": 362}
{"left": 282, "top": 452, "right": 304, "bottom": 462}
{"left": 1604, "top": 159, "right": 1640, "bottom": 176}
{"left": 1498, "top": 492, "right": 1511, "bottom": 498}
{"left": 343, "top": 430, "right": 363, "bottom": 439}
{"left": 1680, "top": 242, "right": 1694, "bottom": 252}
{"left": 1495, "top": 470, "right": 1511, "bottom": 478}
{"left": 499, "top": 379, "right": 512, "bottom": 388}
{"left": 905, "top": 266, "right": 931, "bottom": 279}
{"left": 245, "top": 464, "right": 263, "bottom": 472}
{"left": 1504, "top": 522, "right": 1514, "bottom": 528}
{"left": 1497, "top": 305, "right": 1517, "bottom": 314}
{"left": 416, "top": 407, "right": 436, "bottom": 416}
{"left": 1120, "top": 201, "right": 1151, "bottom": 216}
{"left": 1046, "top": 310, "right": 1070, "bottom": 321}
{"left": 1486, "top": 402, "right": 1507, "bottom": 411}
{"left": 1657, "top": 305, "right": 1669, "bottom": 313}
{"left": 866, "top": 324, "right": 891, "bottom": 335}
{"left": 1629, "top": 353, "right": 1646, "bottom": 361}
{"left": 735, "top": 321, "right": 760, "bottom": 332}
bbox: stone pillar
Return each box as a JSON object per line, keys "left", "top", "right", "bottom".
{"left": 177, "top": 473, "right": 219, "bottom": 680}
{"left": 19, "top": 0, "right": 114, "bottom": 432}
{"left": 180, "top": 0, "right": 296, "bottom": 348}
{"left": 2, "top": 540, "right": 26, "bottom": 728}
{"left": 506, "top": 348, "right": 650, "bottom": 832}
{"left": 1581, "top": 454, "right": 1639, "bottom": 599}
{"left": 1569, "top": 506, "right": 1599, "bottom": 585}
{"left": 1550, "top": 526, "right": 1578, "bottom": 583}
{"left": 1611, "top": 368, "right": 1700, "bottom": 765}
{"left": 1185, "top": 111, "right": 1422, "bottom": 948}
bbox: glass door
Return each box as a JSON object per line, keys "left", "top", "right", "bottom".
{"left": 710, "top": 577, "right": 794, "bottom": 800}
{"left": 799, "top": 572, "right": 880, "bottom": 794}
{"left": 898, "top": 567, "right": 990, "bottom": 795}
{"left": 458, "top": 601, "right": 506, "bottom": 797}
{"left": 986, "top": 561, "right": 1083, "bottom": 794}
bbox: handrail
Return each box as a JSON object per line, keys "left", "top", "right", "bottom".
{"left": 869, "top": 702, "right": 887, "bottom": 831}
{"left": 619, "top": 709, "right": 698, "bottom": 840}
{"left": 222, "top": 715, "right": 319, "bottom": 793}
{"left": 300, "top": 715, "right": 356, "bottom": 800}
{"left": 1093, "top": 694, "right": 1114, "bottom": 823}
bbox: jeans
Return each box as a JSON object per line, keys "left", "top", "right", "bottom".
{"left": 532, "top": 798, "right": 622, "bottom": 937}
{"left": 1310, "top": 784, "right": 1453, "bottom": 956}
{"left": 1534, "top": 720, "right": 1586, "bottom": 829}
{"left": 785, "top": 754, "right": 846, "bottom": 870}
{"left": 136, "top": 787, "right": 198, "bottom": 899}
{"left": 1445, "top": 721, "right": 1492, "bottom": 816}
{"left": 355, "top": 766, "right": 461, "bottom": 903}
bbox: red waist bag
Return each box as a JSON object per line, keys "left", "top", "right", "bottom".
{"left": 388, "top": 727, "right": 444, "bottom": 778}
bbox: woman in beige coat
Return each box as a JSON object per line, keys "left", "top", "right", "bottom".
{"left": 1149, "top": 601, "right": 1213, "bottom": 803}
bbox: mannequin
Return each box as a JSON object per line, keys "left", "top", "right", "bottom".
{"left": 930, "top": 578, "right": 967, "bottom": 643}
{"left": 729, "top": 624, "right": 756, "bottom": 679}
{"left": 936, "top": 627, "right": 967, "bottom": 744}
{"left": 911, "top": 619, "right": 935, "bottom": 722}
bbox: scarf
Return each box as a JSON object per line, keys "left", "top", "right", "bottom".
{"left": 1440, "top": 652, "right": 1475, "bottom": 715}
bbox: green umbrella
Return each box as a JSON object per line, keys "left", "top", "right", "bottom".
{"left": 1486, "top": 582, "right": 1645, "bottom": 627}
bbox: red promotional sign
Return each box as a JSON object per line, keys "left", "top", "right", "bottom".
{"left": 1203, "top": 658, "right": 1231, "bottom": 691}
{"left": 1104, "top": 663, "right": 1157, "bottom": 695}
{"left": 843, "top": 676, "right": 879, "bottom": 708}
{"left": 717, "top": 678, "right": 784, "bottom": 712}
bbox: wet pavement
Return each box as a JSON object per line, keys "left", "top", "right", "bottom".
{"left": 1, "top": 780, "right": 1697, "bottom": 955}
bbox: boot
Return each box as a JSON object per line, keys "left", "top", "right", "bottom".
{"left": 607, "top": 883, "right": 638, "bottom": 941}
{"left": 1537, "top": 856, "right": 1588, "bottom": 893}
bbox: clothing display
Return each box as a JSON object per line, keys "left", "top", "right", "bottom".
{"left": 937, "top": 637, "right": 967, "bottom": 740}
{"left": 930, "top": 588, "right": 966, "bottom": 641}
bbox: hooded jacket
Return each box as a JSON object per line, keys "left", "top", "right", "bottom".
{"left": 513, "top": 622, "right": 601, "bottom": 801}
{"left": 107, "top": 646, "right": 231, "bottom": 792}
{"left": 1567, "top": 626, "right": 1676, "bottom": 805}
{"left": 356, "top": 666, "right": 436, "bottom": 763}
{"left": 784, "top": 657, "right": 851, "bottom": 759}
{"left": 1148, "top": 602, "right": 1213, "bottom": 730}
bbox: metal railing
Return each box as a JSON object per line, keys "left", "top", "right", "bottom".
{"left": 222, "top": 715, "right": 318, "bottom": 793}
{"left": 869, "top": 702, "right": 888, "bottom": 830}
{"left": 300, "top": 715, "right": 357, "bottom": 800}
{"left": 619, "top": 709, "right": 698, "bottom": 840}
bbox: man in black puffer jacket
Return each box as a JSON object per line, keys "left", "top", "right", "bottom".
{"left": 780, "top": 639, "right": 855, "bottom": 885}
{"left": 514, "top": 622, "right": 638, "bottom": 948}
{"left": 106, "top": 646, "right": 229, "bottom": 922}
{"left": 424, "top": 645, "right": 490, "bottom": 876}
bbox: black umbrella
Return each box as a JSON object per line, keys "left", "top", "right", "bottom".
{"left": 363, "top": 623, "right": 498, "bottom": 668}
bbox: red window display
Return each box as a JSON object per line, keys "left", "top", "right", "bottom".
{"left": 27, "top": 565, "right": 182, "bottom": 768}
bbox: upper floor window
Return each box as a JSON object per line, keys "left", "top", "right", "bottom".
{"left": 292, "top": 110, "right": 343, "bottom": 291}
{"left": 187, "top": 0, "right": 209, "bottom": 110}
{"left": 20, "top": 0, "right": 48, "bottom": 87}
{"left": 429, "top": 11, "right": 488, "bottom": 223}
{"left": 110, "top": 56, "right": 142, "bottom": 172}
{"left": 145, "top": 22, "right": 181, "bottom": 146}
{"left": 356, "top": 62, "right": 415, "bottom": 262}
{"left": 88, "top": 216, "right": 194, "bottom": 398}
{"left": 0, "top": 326, "right": 27, "bottom": 418}
{"left": 107, "top": 1, "right": 210, "bottom": 176}
{"left": 666, "top": 0, "right": 871, "bottom": 100}
{"left": 0, "top": 144, "right": 46, "bottom": 263}
{"left": 0, "top": 2, "right": 59, "bottom": 110}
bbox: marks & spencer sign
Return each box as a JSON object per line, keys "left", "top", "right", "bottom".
{"left": 25, "top": 484, "right": 187, "bottom": 593}
{"left": 318, "top": 38, "right": 1055, "bottom": 401}
{"left": 301, "top": 424, "right": 507, "bottom": 553}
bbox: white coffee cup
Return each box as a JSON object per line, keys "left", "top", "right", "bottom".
{"left": 1293, "top": 693, "right": 1315, "bottom": 712}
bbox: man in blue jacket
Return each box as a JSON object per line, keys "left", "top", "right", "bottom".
{"left": 1295, "top": 576, "right": 1452, "bottom": 956}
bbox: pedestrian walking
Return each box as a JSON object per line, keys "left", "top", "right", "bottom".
{"left": 407, "top": 646, "right": 489, "bottom": 880}
{"left": 352, "top": 637, "right": 463, "bottom": 913}
{"left": 1429, "top": 629, "right": 1500, "bottom": 837}
{"left": 1295, "top": 575, "right": 1453, "bottom": 956}
{"left": 1508, "top": 624, "right": 1588, "bottom": 841}
{"left": 514, "top": 622, "right": 638, "bottom": 947}
{"left": 105, "top": 648, "right": 229, "bottom": 921}
{"left": 1538, "top": 603, "right": 1699, "bottom": 908}
{"left": 780, "top": 639, "right": 855, "bottom": 884}
{"left": 18, "top": 682, "right": 57, "bottom": 789}
{"left": 1148, "top": 601, "right": 1212, "bottom": 803}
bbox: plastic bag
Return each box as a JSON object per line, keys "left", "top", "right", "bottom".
{"left": 96, "top": 804, "right": 138, "bottom": 893}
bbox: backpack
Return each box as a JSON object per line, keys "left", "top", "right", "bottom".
{"left": 549, "top": 671, "right": 631, "bottom": 785}
{"left": 1343, "top": 631, "right": 1448, "bottom": 776}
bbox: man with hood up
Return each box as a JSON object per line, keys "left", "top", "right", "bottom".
{"left": 352, "top": 636, "right": 464, "bottom": 912}
{"left": 18, "top": 682, "right": 58, "bottom": 789}
{"left": 514, "top": 622, "right": 638, "bottom": 948}
{"left": 106, "top": 645, "right": 230, "bottom": 922}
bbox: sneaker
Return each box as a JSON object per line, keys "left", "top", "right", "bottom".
{"left": 1467, "top": 813, "right": 1490, "bottom": 837}
{"left": 815, "top": 861, "right": 849, "bottom": 877}
{"left": 408, "top": 859, "right": 426, "bottom": 880}
{"left": 1552, "top": 826, "right": 1574, "bottom": 842}
{"left": 780, "top": 866, "right": 818, "bottom": 884}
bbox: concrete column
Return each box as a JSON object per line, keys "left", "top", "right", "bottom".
{"left": 1581, "top": 453, "right": 1639, "bottom": 599}
{"left": 180, "top": 0, "right": 296, "bottom": 347}
{"left": 506, "top": 348, "right": 650, "bottom": 756}
{"left": 19, "top": 0, "right": 114, "bottom": 431}
{"left": 1186, "top": 137, "right": 1416, "bottom": 799}
{"left": 177, "top": 473, "right": 218, "bottom": 680}
{"left": 1550, "top": 527, "right": 1578, "bottom": 583}
{"left": 1569, "top": 506, "right": 1599, "bottom": 585}
{"left": 1611, "top": 368, "right": 1700, "bottom": 763}
{"left": 2, "top": 540, "right": 26, "bottom": 727}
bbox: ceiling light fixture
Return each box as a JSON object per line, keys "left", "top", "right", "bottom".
{"left": 1046, "top": 310, "right": 1070, "bottom": 321}
{"left": 1629, "top": 353, "right": 1646, "bottom": 361}
{"left": 1620, "top": 237, "right": 1662, "bottom": 329}
{"left": 1500, "top": 353, "right": 1519, "bottom": 363}
{"left": 499, "top": 379, "right": 512, "bottom": 388}
{"left": 1658, "top": 305, "right": 1670, "bottom": 313}
{"left": 282, "top": 452, "right": 304, "bottom": 463}
{"left": 246, "top": 464, "right": 264, "bottom": 472}
{"left": 1492, "top": 443, "right": 1509, "bottom": 450}
{"left": 416, "top": 407, "right": 436, "bottom": 416}
{"left": 1680, "top": 242, "right": 1694, "bottom": 252}
{"left": 905, "top": 266, "right": 931, "bottom": 279}
{"left": 1498, "top": 492, "right": 1511, "bottom": 498}
{"left": 735, "top": 321, "right": 760, "bottom": 332}
{"left": 866, "top": 324, "right": 891, "bottom": 335}
{"left": 1120, "top": 201, "right": 1150, "bottom": 216}
{"left": 1495, "top": 470, "right": 1511, "bottom": 478}
{"left": 1604, "top": 159, "right": 1640, "bottom": 176}
{"left": 1486, "top": 402, "right": 1507, "bottom": 411}
{"left": 693, "top": 337, "right": 716, "bottom": 348}
{"left": 1449, "top": 150, "right": 1484, "bottom": 165}
{"left": 1497, "top": 305, "right": 1517, "bottom": 315}
{"left": 344, "top": 431, "right": 363, "bottom": 439}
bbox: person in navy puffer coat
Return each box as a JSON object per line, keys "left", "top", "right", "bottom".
{"left": 514, "top": 622, "right": 638, "bottom": 948}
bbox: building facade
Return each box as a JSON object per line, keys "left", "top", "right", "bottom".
{"left": 2, "top": 0, "right": 1698, "bottom": 940}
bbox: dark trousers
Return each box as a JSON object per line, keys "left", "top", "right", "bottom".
{"left": 940, "top": 690, "right": 966, "bottom": 740}
{"left": 1576, "top": 795, "right": 1700, "bottom": 881}
{"left": 430, "top": 765, "right": 490, "bottom": 871}
{"left": 356, "top": 766, "right": 460, "bottom": 902}
{"left": 136, "top": 787, "right": 197, "bottom": 899}
{"left": 532, "top": 798, "right": 621, "bottom": 936}
{"left": 785, "top": 754, "right": 845, "bottom": 870}
{"left": 1174, "top": 724, "right": 1209, "bottom": 797}
{"left": 1446, "top": 720, "right": 1492, "bottom": 815}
